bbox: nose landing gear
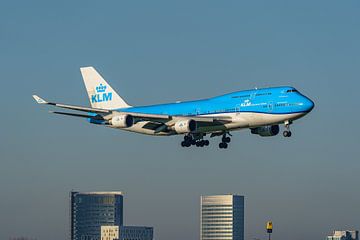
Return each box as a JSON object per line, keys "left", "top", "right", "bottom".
{"left": 283, "top": 120, "right": 292, "bottom": 137}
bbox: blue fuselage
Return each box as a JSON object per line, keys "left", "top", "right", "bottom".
{"left": 120, "top": 86, "right": 314, "bottom": 116}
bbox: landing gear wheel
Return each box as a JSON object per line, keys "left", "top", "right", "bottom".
{"left": 219, "top": 142, "right": 228, "bottom": 149}
{"left": 181, "top": 141, "right": 186, "bottom": 147}
{"left": 283, "top": 131, "right": 292, "bottom": 137}
{"left": 224, "top": 137, "right": 231, "bottom": 143}
{"left": 204, "top": 140, "right": 209, "bottom": 146}
{"left": 184, "top": 135, "right": 191, "bottom": 141}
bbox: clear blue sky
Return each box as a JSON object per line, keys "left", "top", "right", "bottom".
{"left": 1, "top": 1, "right": 359, "bottom": 240}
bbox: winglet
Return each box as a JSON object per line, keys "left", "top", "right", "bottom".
{"left": 32, "top": 95, "right": 48, "bottom": 104}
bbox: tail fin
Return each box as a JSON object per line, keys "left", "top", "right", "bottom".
{"left": 80, "top": 66, "right": 131, "bottom": 110}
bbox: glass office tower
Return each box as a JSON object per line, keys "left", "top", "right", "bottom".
{"left": 70, "top": 191, "right": 124, "bottom": 240}
{"left": 201, "top": 195, "right": 244, "bottom": 240}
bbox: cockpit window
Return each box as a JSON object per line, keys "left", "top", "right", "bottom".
{"left": 286, "top": 89, "right": 298, "bottom": 93}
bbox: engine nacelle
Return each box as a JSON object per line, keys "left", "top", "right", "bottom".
{"left": 251, "top": 125, "right": 279, "bottom": 137}
{"left": 174, "top": 119, "right": 197, "bottom": 133}
{"left": 110, "top": 114, "right": 134, "bottom": 128}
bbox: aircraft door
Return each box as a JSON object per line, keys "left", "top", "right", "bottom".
{"left": 235, "top": 104, "right": 241, "bottom": 116}
{"left": 268, "top": 101, "right": 274, "bottom": 113}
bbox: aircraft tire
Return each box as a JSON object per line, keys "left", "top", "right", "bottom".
{"left": 283, "top": 131, "right": 292, "bottom": 137}
{"left": 204, "top": 140, "right": 209, "bottom": 146}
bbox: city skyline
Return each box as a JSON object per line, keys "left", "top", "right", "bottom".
{"left": 1, "top": 1, "right": 360, "bottom": 240}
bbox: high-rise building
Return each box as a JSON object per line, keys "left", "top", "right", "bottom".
{"left": 70, "top": 191, "right": 124, "bottom": 240}
{"left": 326, "top": 230, "right": 359, "bottom": 240}
{"left": 201, "top": 195, "right": 244, "bottom": 240}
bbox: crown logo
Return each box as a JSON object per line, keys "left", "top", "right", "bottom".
{"left": 96, "top": 83, "right": 107, "bottom": 93}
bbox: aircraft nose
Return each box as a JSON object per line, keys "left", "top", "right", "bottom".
{"left": 303, "top": 96, "right": 315, "bottom": 112}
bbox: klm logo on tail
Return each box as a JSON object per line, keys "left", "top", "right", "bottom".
{"left": 91, "top": 83, "right": 112, "bottom": 103}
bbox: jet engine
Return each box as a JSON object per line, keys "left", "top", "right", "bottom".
{"left": 174, "top": 119, "right": 197, "bottom": 133}
{"left": 251, "top": 125, "right": 279, "bottom": 137}
{"left": 110, "top": 114, "right": 134, "bottom": 128}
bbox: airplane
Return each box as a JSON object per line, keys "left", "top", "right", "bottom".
{"left": 33, "top": 66, "right": 314, "bottom": 149}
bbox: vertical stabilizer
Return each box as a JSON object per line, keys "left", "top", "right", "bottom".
{"left": 80, "top": 67, "right": 130, "bottom": 110}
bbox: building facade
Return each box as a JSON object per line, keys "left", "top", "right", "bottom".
{"left": 201, "top": 195, "right": 244, "bottom": 240}
{"left": 326, "top": 230, "right": 359, "bottom": 240}
{"left": 119, "top": 226, "right": 153, "bottom": 240}
{"left": 70, "top": 191, "right": 124, "bottom": 240}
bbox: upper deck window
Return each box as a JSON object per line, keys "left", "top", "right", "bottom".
{"left": 286, "top": 89, "right": 298, "bottom": 93}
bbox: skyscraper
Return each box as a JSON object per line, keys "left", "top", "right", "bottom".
{"left": 70, "top": 191, "right": 124, "bottom": 240}
{"left": 200, "top": 195, "right": 244, "bottom": 240}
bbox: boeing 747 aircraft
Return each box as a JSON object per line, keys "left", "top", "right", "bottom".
{"left": 33, "top": 67, "right": 314, "bottom": 149}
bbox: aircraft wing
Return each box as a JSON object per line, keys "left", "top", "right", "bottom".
{"left": 32, "top": 95, "right": 110, "bottom": 113}
{"left": 104, "top": 111, "right": 232, "bottom": 124}
{"left": 173, "top": 116, "right": 232, "bottom": 123}
{"left": 33, "top": 95, "right": 232, "bottom": 132}
{"left": 112, "top": 113, "right": 232, "bottom": 133}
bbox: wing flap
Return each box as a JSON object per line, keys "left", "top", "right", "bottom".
{"left": 50, "top": 111, "right": 105, "bottom": 120}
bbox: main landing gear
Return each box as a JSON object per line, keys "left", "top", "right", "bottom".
{"left": 283, "top": 120, "right": 292, "bottom": 137}
{"left": 181, "top": 134, "right": 209, "bottom": 148}
{"left": 218, "top": 133, "right": 231, "bottom": 149}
